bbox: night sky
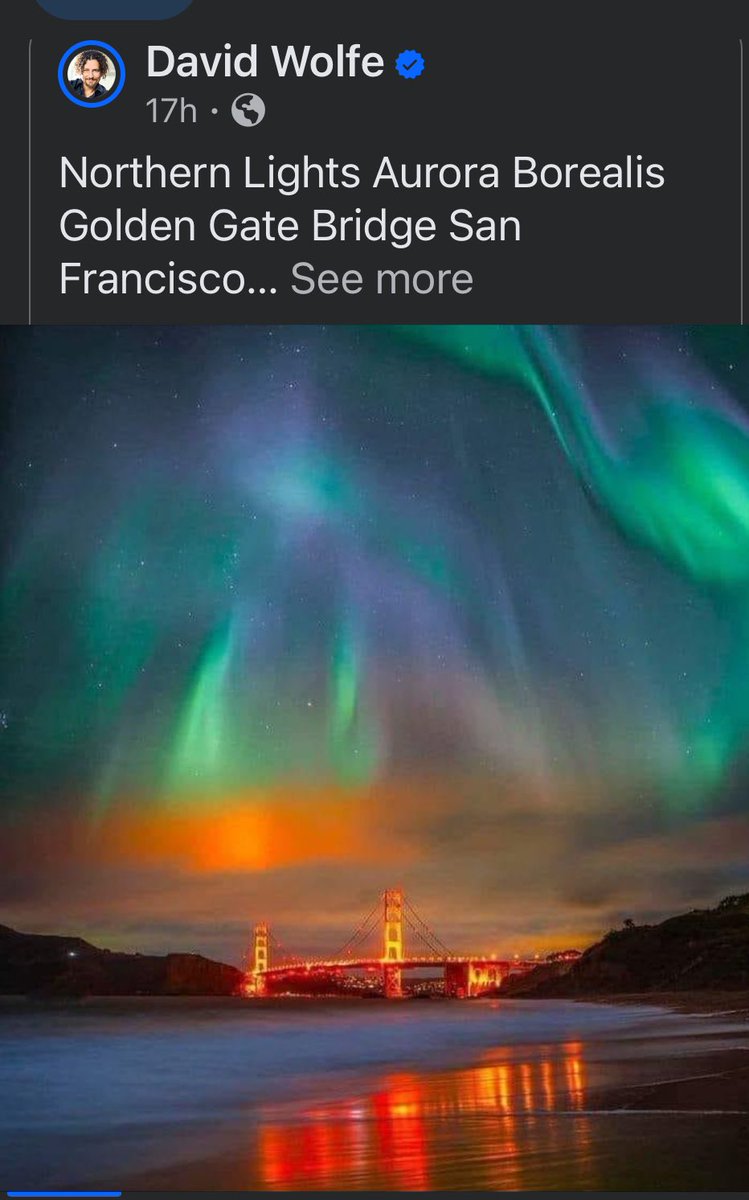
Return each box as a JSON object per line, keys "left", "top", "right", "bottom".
{"left": 2, "top": 325, "right": 748, "bottom": 966}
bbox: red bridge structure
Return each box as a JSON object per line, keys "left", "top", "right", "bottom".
{"left": 245, "top": 888, "right": 543, "bottom": 999}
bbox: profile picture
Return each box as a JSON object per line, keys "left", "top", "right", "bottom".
{"left": 58, "top": 40, "right": 126, "bottom": 108}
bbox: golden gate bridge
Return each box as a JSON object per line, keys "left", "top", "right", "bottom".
{"left": 245, "top": 888, "right": 545, "bottom": 999}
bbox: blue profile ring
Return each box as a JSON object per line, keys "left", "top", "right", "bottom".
{"left": 58, "top": 40, "right": 126, "bottom": 108}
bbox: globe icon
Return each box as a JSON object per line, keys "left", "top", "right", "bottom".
{"left": 231, "top": 93, "right": 266, "bottom": 127}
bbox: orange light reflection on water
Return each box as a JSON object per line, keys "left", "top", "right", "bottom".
{"left": 256, "top": 1043, "right": 592, "bottom": 1190}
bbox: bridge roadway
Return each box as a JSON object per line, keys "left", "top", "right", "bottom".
{"left": 263, "top": 956, "right": 533, "bottom": 972}
{"left": 256, "top": 955, "right": 538, "bottom": 998}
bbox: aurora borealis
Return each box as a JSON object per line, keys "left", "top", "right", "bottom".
{"left": 1, "top": 325, "right": 748, "bottom": 963}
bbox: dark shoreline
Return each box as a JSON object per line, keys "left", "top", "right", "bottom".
{"left": 2, "top": 987, "right": 749, "bottom": 1021}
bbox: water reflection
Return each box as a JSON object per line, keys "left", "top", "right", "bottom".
{"left": 255, "top": 1042, "right": 597, "bottom": 1189}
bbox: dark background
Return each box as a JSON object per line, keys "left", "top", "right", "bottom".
{"left": 2, "top": 0, "right": 748, "bottom": 322}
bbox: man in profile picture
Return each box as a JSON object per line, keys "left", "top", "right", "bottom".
{"left": 68, "top": 49, "right": 112, "bottom": 102}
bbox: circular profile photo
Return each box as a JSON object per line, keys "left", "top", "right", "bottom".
{"left": 58, "top": 40, "right": 126, "bottom": 108}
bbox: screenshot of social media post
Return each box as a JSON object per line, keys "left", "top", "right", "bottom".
{"left": 1, "top": 2, "right": 749, "bottom": 1197}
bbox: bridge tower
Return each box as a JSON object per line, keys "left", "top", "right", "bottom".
{"left": 383, "top": 888, "right": 403, "bottom": 998}
{"left": 248, "top": 922, "right": 269, "bottom": 996}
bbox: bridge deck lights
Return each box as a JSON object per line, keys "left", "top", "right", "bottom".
{"left": 245, "top": 889, "right": 544, "bottom": 998}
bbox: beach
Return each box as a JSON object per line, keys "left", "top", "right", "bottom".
{"left": 1, "top": 994, "right": 747, "bottom": 1191}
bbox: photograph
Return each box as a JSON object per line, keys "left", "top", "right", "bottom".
{"left": 60, "top": 42, "right": 124, "bottom": 107}
{"left": 1, "top": 324, "right": 748, "bottom": 1190}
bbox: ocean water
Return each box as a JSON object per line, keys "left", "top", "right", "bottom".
{"left": 0, "top": 997, "right": 747, "bottom": 1189}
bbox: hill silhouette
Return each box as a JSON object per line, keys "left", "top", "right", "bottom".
{"left": 500, "top": 893, "right": 749, "bottom": 997}
{"left": 0, "top": 923, "right": 243, "bottom": 997}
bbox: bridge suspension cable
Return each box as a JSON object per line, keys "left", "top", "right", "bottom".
{"left": 257, "top": 890, "right": 453, "bottom": 969}
{"left": 403, "top": 897, "right": 453, "bottom": 956}
{"left": 333, "top": 896, "right": 383, "bottom": 960}
{"left": 403, "top": 911, "right": 447, "bottom": 956}
{"left": 268, "top": 928, "right": 303, "bottom": 967}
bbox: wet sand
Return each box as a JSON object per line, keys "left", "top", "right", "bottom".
{"left": 592, "top": 989, "right": 749, "bottom": 1017}
{"left": 119, "top": 997, "right": 749, "bottom": 1191}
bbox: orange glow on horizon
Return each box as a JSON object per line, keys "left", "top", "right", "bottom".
{"left": 91, "top": 788, "right": 420, "bottom": 872}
